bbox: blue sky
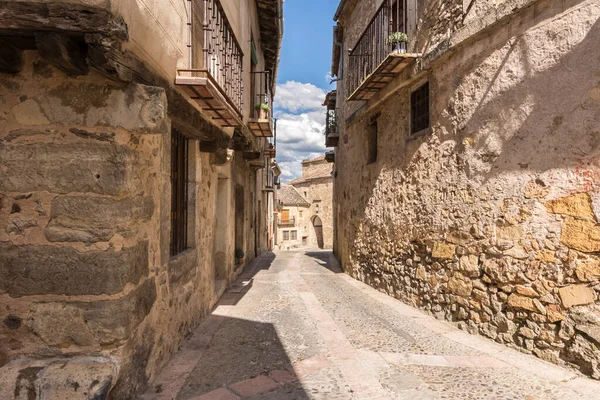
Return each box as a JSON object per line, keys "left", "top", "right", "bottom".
{"left": 278, "top": 0, "right": 339, "bottom": 89}
{"left": 274, "top": 0, "right": 339, "bottom": 180}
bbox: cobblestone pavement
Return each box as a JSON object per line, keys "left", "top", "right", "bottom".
{"left": 141, "top": 250, "right": 600, "bottom": 400}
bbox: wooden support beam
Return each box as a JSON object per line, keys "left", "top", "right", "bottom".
{"left": 35, "top": 32, "right": 88, "bottom": 76}
{"left": 0, "top": 38, "right": 24, "bottom": 73}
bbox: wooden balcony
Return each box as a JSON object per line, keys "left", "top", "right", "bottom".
{"left": 176, "top": 70, "right": 243, "bottom": 128}
{"left": 176, "top": 0, "right": 244, "bottom": 128}
{"left": 278, "top": 217, "right": 296, "bottom": 227}
{"left": 346, "top": 1, "right": 420, "bottom": 102}
{"left": 248, "top": 71, "right": 274, "bottom": 137}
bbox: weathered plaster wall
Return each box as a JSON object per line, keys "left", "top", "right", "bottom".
{"left": 335, "top": 0, "right": 600, "bottom": 378}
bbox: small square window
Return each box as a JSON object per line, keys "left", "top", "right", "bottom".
{"left": 411, "top": 81, "right": 430, "bottom": 134}
{"left": 291, "top": 230, "right": 298, "bottom": 240}
{"left": 283, "top": 231, "right": 290, "bottom": 241}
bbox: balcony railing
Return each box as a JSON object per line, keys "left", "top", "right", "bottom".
{"left": 278, "top": 217, "right": 296, "bottom": 226}
{"left": 248, "top": 71, "right": 274, "bottom": 137}
{"left": 346, "top": 1, "right": 420, "bottom": 102}
{"left": 323, "top": 90, "right": 338, "bottom": 147}
{"left": 176, "top": 0, "right": 244, "bottom": 128}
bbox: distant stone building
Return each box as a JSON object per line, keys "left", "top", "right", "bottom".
{"left": 275, "top": 184, "right": 311, "bottom": 249}
{"left": 328, "top": 0, "right": 600, "bottom": 379}
{"left": 0, "top": 0, "right": 282, "bottom": 398}
{"left": 276, "top": 156, "right": 333, "bottom": 249}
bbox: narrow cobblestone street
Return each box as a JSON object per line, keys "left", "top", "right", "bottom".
{"left": 142, "top": 251, "right": 600, "bottom": 400}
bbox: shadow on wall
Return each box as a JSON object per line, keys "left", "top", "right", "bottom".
{"left": 341, "top": 7, "right": 600, "bottom": 250}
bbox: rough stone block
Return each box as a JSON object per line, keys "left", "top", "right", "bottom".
{"left": 39, "top": 82, "right": 169, "bottom": 134}
{"left": 29, "top": 278, "right": 156, "bottom": 345}
{"left": 497, "top": 225, "right": 523, "bottom": 241}
{"left": 0, "top": 357, "right": 115, "bottom": 400}
{"left": 37, "top": 358, "right": 115, "bottom": 399}
{"left": 575, "top": 259, "right": 600, "bottom": 282}
{"left": 448, "top": 276, "right": 473, "bottom": 296}
{"left": 0, "top": 241, "right": 148, "bottom": 296}
{"left": 507, "top": 294, "right": 537, "bottom": 312}
{"left": 169, "top": 250, "right": 198, "bottom": 287}
{"left": 45, "top": 195, "right": 154, "bottom": 242}
{"left": 0, "top": 142, "right": 138, "bottom": 195}
{"left": 560, "top": 218, "right": 600, "bottom": 253}
{"left": 558, "top": 285, "right": 596, "bottom": 308}
{"left": 432, "top": 242, "right": 456, "bottom": 259}
{"left": 546, "top": 305, "right": 565, "bottom": 323}
{"left": 10, "top": 99, "right": 50, "bottom": 126}
{"left": 545, "top": 193, "right": 596, "bottom": 221}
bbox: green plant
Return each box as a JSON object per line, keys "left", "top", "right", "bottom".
{"left": 388, "top": 32, "right": 408, "bottom": 44}
{"left": 255, "top": 103, "right": 270, "bottom": 112}
{"left": 235, "top": 248, "right": 245, "bottom": 259}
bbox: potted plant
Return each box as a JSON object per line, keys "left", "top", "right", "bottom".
{"left": 388, "top": 32, "right": 408, "bottom": 54}
{"left": 255, "top": 103, "right": 270, "bottom": 119}
{"left": 235, "top": 248, "right": 245, "bottom": 265}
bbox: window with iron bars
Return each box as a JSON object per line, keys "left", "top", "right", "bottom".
{"left": 171, "top": 129, "right": 190, "bottom": 256}
{"left": 411, "top": 81, "right": 430, "bottom": 134}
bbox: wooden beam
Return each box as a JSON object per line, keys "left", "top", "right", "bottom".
{"left": 0, "top": 38, "right": 24, "bottom": 73}
{"left": 35, "top": 32, "right": 88, "bottom": 75}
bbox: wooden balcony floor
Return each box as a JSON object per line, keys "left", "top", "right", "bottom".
{"left": 347, "top": 53, "right": 420, "bottom": 102}
{"left": 176, "top": 74, "right": 243, "bottom": 128}
{"left": 248, "top": 119, "right": 273, "bottom": 137}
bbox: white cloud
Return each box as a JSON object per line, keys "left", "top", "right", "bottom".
{"left": 274, "top": 81, "right": 329, "bottom": 181}
{"left": 275, "top": 81, "right": 327, "bottom": 113}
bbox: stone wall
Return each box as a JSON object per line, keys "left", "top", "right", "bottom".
{"left": 0, "top": 49, "right": 264, "bottom": 400}
{"left": 334, "top": 0, "right": 600, "bottom": 378}
{"left": 293, "top": 179, "right": 334, "bottom": 250}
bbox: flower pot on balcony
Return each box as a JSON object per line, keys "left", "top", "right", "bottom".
{"left": 388, "top": 32, "right": 409, "bottom": 54}
{"left": 392, "top": 41, "right": 407, "bottom": 54}
{"left": 255, "top": 103, "right": 270, "bottom": 120}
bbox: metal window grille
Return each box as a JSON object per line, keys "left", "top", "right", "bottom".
{"left": 411, "top": 82, "right": 430, "bottom": 134}
{"left": 291, "top": 231, "right": 298, "bottom": 240}
{"left": 283, "top": 231, "right": 290, "bottom": 241}
{"left": 171, "top": 129, "right": 189, "bottom": 256}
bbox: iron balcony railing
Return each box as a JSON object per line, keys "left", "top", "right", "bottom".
{"left": 347, "top": 0, "right": 408, "bottom": 98}
{"left": 251, "top": 71, "right": 273, "bottom": 119}
{"left": 325, "top": 108, "right": 337, "bottom": 137}
{"left": 194, "top": 0, "right": 244, "bottom": 115}
{"left": 278, "top": 217, "right": 296, "bottom": 226}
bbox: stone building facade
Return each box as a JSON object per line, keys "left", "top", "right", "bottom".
{"left": 275, "top": 184, "right": 311, "bottom": 249}
{"left": 277, "top": 156, "right": 334, "bottom": 249}
{"left": 0, "top": 0, "right": 282, "bottom": 398}
{"left": 329, "top": 0, "right": 600, "bottom": 379}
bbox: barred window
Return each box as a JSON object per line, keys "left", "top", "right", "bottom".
{"left": 291, "top": 231, "right": 298, "bottom": 240}
{"left": 283, "top": 231, "right": 290, "bottom": 241}
{"left": 411, "top": 82, "right": 430, "bottom": 134}
{"left": 171, "top": 129, "right": 189, "bottom": 256}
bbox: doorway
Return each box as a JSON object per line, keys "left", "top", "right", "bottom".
{"left": 214, "top": 177, "right": 229, "bottom": 295}
{"left": 235, "top": 185, "right": 245, "bottom": 267}
{"left": 312, "top": 216, "right": 324, "bottom": 249}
